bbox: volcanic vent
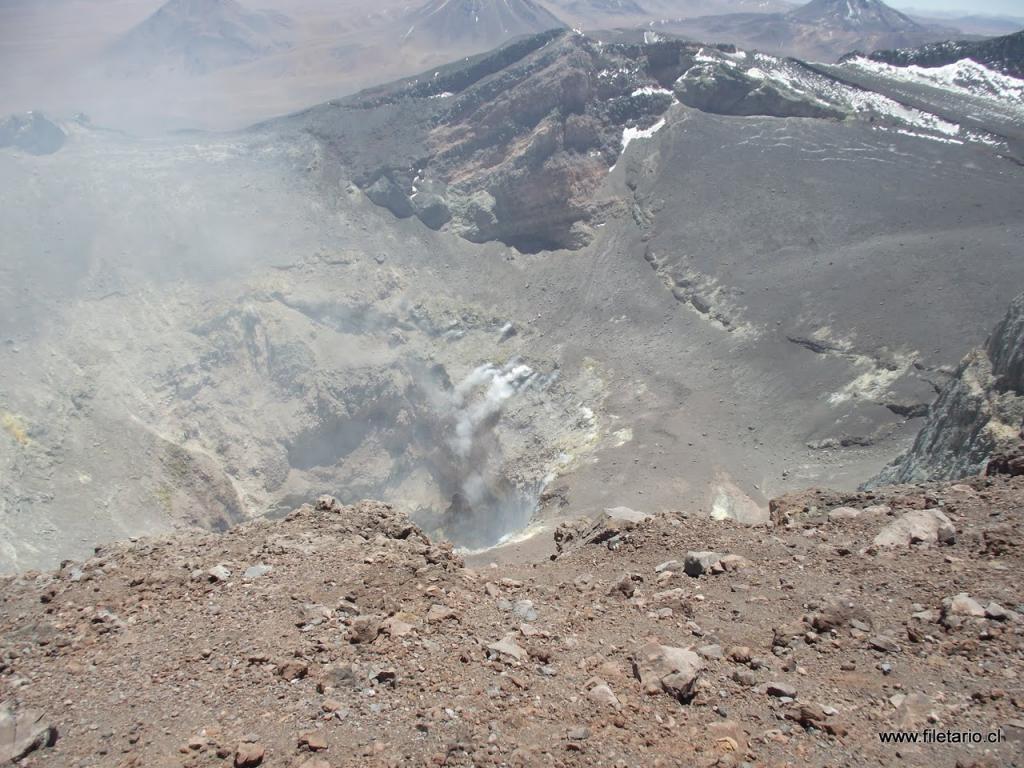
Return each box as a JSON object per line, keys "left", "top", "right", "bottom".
{"left": 268, "top": 355, "right": 598, "bottom": 549}
{"left": 142, "top": 261, "right": 606, "bottom": 552}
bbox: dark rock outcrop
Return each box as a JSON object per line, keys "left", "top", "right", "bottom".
{"left": 870, "top": 292, "right": 1024, "bottom": 486}
{"left": 986, "top": 442, "right": 1024, "bottom": 477}
{"left": 675, "top": 62, "right": 844, "bottom": 119}
{"left": 0, "top": 112, "right": 65, "bottom": 155}
{"left": 289, "top": 32, "right": 871, "bottom": 252}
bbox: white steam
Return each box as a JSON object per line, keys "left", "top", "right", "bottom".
{"left": 416, "top": 359, "right": 551, "bottom": 548}
{"left": 451, "top": 362, "right": 536, "bottom": 459}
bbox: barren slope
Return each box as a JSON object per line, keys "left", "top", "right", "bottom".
{"left": 3, "top": 475, "right": 1024, "bottom": 766}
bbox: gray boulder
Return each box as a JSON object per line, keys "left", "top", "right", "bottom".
{"left": 365, "top": 174, "right": 414, "bottom": 218}
{"left": 410, "top": 179, "right": 452, "bottom": 230}
{"left": 872, "top": 509, "right": 955, "bottom": 548}
{"left": 632, "top": 641, "right": 703, "bottom": 702}
{"left": 0, "top": 704, "right": 57, "bottom": 763}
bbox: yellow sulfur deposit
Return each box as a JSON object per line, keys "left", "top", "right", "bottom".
{"left": 1, "top": 412, "right": 29, "bottom": 446}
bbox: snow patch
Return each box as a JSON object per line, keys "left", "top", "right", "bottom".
{"left": 846, "top": 57, "right": 1024, "bottom": 110}
{"left": 610, "top": 118, "right": 667, "bottom": 174}
{"left": 631, "top": 85, "right": 674, "bottom": 97}
{"left": 745, "top": 55, "right": 964, "bottom": 139}
{"left": 620, "top": 117, "right": 666, "bottom": 153}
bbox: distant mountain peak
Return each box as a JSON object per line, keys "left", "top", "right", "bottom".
{"left": 106, "top": 0, "right": 293, "bottom": 76}
{"left": 788, "top": 0, "right": 920, "bottom": 31}
{"left": 400, "top": 0, "right": 567, "bottom": 50}
{"left": 154, "top": 0, "right": 247, "bottom": 17}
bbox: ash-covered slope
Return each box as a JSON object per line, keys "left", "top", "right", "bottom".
{"left": 856, "top": 28, "right": 1024, "bottom": 79}
{"left": 399, "top": 0, "right": 566, "bottom": 50}
{"left": 652, "top": 0, "right": 956, "bottom": 63}
{"left": 105, "top": 0, "right": 294, "bottom": 76}
{"left": 871, "top": 293, "right": 1024, "bottom": 486}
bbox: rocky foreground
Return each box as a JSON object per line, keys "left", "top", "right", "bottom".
{"left": 3, "top": 468, "right": 1024, "bottom": 767}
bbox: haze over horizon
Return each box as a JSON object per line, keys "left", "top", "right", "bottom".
{"left": 895, "top": 0, "right": 1024, "bottom": 17}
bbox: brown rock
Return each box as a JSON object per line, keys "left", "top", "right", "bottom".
{"left": 347, "top": 615, "right": 382, "bottom": 643}
{"left": 276, "top": 660, "right": 309, "bottom": 681}
{"left": 488, "top": 634, "right": 528, "bottom": 663}
{"left": 707, "top": 720, "right": 748, "bottom": 753}
{"left": 299, "top": 731, "right": 328, "bottom": 751}
{"left": 234, "top": 742, "right": 265, "bottom": 767}
{"left": 828, "top": 506, "right": 862, "bottom": 522}
{"left": 944, "top": 593, "right": 986, "bottom": 618}
{"left": 426, "top": 604, "right": 459, "bottom": 623}
{"left": 809, "top": 600, "right": 871, "bottom": 633}
{"left": 683, "top": 551, "right": 725, "bottom": 576}
{"left": 766, "top": 682, "right": 797, "bottom": 699}
{"left": 873, "top": 509, "right": 955, "bottom": 548}
{"left": 868, "top": 635, "right": 901, "bottom": 653}
{"left": 381, "top": 613, "right": 418, "bottom": 637}
{"left": 726, "top": 645, "right": 753, "bottom": 663}
{"left": 611, "top": 574, "right": 637, "bottom": 598}
{"left": 583, "top": 677, "right": 620, "bottom": 708}
{"left": 769, "top": 488, "right": 850, "bottom": 526}
{"left": 321, "top": 699, "right": 343, "bottom": 713}
{"left": 319, "top": 662, "right": 360, "bottom": 691}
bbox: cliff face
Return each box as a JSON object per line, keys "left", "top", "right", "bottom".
{"left": 298, "top": 32, "right": 689, "bottom": 251}
{"left": 870, "top": 292, "right": 1024, "bottom": 486}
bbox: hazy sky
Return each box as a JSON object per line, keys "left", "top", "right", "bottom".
{"left": 896, "top": 0, "right": 1024, "bottom": 15}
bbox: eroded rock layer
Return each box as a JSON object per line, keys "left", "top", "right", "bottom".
{"left": 871, "top": 292, "right": 1024, "bottom": 485}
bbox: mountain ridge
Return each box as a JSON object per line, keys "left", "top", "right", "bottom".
{"left": 854, "top": 28, "right": 1024, "bottom": 79}
{"left": 649, "top": 0, "right": 958, "bottom": 62}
